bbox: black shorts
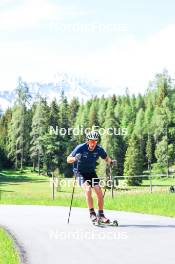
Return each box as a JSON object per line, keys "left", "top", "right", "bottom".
{"left": 76, "top": 171, "right": 100, "bottom": 187}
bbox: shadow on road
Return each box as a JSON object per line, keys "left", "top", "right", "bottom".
{"left": 119, "top": 224, "right": 175, "bottom": 228}
{"left": 93, "top": 224, "right": 175, "bottom": 229}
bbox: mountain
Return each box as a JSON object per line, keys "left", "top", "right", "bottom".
{"left": 0, "top": 73, "right": 110, "bottom": 112}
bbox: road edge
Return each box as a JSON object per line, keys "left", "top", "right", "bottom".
{"left": 0, "top": 225, "right": 28, "bottom": 264}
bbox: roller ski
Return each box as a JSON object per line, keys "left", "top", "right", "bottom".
{"left": 92, "top": 215, "right": 118, "bottom": 227}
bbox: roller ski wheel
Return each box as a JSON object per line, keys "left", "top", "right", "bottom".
{"left": 112, "top": 220, "right": 119, "bottom": 226}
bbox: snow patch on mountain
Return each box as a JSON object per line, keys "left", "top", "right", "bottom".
{"left": 0, "top": 73, "right": 110, "bottom": 111}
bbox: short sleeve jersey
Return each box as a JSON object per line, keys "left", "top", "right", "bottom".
{"left": 69, "top": 143, "right": 107, "bottom": 173}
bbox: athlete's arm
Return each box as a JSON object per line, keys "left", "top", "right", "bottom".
{"left": 67, "top": 156, "right": 76, "bottom": 163}
{"left": 67, "top": 153, "right": 81, "bottom": 163}
{"left": 105, "top": 156, "right": 113, "bottom": 164}
{"left": 67, "top": 145, "right": 82, "bottom": 163}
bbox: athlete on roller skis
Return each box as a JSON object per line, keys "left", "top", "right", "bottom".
{"left": 67, "top": 131, "right": 117, "bottom": 225}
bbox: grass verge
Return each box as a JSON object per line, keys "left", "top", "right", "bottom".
{"left": 0, "top": 227, "right": 20, "bottom": 264}
{"left": 0, "top": 169, "right": 175, "bottom": 217}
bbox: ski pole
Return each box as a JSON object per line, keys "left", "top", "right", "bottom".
{"left": 103, "top": 163, "right": 109, "bottom": 199}
{"left": 103, "top": 159, "right": 117, "bottom": 199}
{"left": 67, "top": 155, "right": 81, "bottom": 224}
{"left": 67, "top": 175, "right": 76, "bottom": 224}
{"left": 109, "top": 164, "right": 114, "bottom": 199}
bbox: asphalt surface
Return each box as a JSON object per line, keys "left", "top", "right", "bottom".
{"left": 0, "top": 205, "right": 175, "bottom": 264}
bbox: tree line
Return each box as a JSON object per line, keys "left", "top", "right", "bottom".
{"left": 0, "top": 70, "right": 175, "bottom": 185}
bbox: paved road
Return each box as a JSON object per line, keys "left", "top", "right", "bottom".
{"left": 0, "top": 205, "right": 175, "bottom": 264}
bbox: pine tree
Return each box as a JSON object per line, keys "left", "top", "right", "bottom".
{"left": 30, "top": 97, "right": 49, "bottom": 174}
{"left": 41, "top": 132, "right": 60, "bottom": 174}
{"left": 57, "top": 91, "right": 72, "bottom": 176}
{"left": 144, "top": 101, "right": 154, "bottom": 132}
{"left": 136, "top": 94, "right": 145, "bottom": 111}
{"left": 146, "top": 133, "right": 153, "bottom": 171}
{"left": 155, "top": 72, "right": 169, "bottom": 106}
{"left": 69, "top": 97, "right": 79, "bottom": 127}
{"left": 0, "top": 107, "right": 2, "bottom": 118}
{"left": 155, "top": 137, "right": 169, "bottom": 174}
{"left": 44, "top": 98, "right": 60, "bottom": 174}
{"left": 82, "top": 100, "right": 91, "bottom": 128}
{"left": 74, "top": 104, "right": 85, "bottom": 142}
{"left": 8, "top": 77, "right": 31, "bottom": 169}
{"left": 0, "top": 109, "right": 12, "bottom": 153}
{"left": 98, "top": 98, "right": 125, "bottom": 179}
{"left": 0, "top": 146, "right": 8, "bottom": 170}
{"left": 124, "top": 134, "right": 143, "bottom": 186}
{"left": 0, "top": 109, "right": 12, "bottom": 169}
{"left": 49, "top": 99, "right": 59, "bottom": 129}
{"left": 98, "top": 96, "right": 107, "bottom": 126}
{"left": 88, "top": 100, "right": 99, "bottom": 128}
{"left": 151, "top": 97, "right": 172, "bottom": 174}
{"left": 134, "top": 108, "right": 145, "bottom": 137}
{"left": 121, "top": 97, "right": 135, "bottom": 139}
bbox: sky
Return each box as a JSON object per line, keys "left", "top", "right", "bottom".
{"left": 0, "top": 0, "right": 175, "bottom": 94}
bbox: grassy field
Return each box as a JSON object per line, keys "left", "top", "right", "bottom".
{"left": 0, "top": 227, "right": 20, "bottom": 264}
{"left": 0, "top": 168, "right": 175, "bottom": 217}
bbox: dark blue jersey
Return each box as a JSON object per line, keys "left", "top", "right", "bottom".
{"left": 69, "top": 143, "right": 107, "bottom": 173}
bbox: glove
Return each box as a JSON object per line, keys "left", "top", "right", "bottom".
{"left": 75, "top": 153, "right": 81, "bottom": 161}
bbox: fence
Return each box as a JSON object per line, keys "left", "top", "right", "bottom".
{"left": 98, "top": 174, "right": 175, "bottom": 198}
{"left": 49, "top": 173, "right": 175, "bottom": 200}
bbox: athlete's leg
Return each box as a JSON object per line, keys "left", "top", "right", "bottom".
{"left": 93, "top": 185, "right": 103, "bottom": 210}
{"left": 93, "top": 184, "right": 110, "bottom": 223}
{"left": 82, "top": 181, "right": 94, "bottom": 209}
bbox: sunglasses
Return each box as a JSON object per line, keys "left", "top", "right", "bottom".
{"left": 88, "top": 140, "right": 97, "bottom": 144}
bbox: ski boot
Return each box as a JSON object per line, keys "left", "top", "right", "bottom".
{"left": 97, "top": 215, "right": 110, "bottom": 224}
{"left": 90, "top": 212, "right": 97, "bottom": 223}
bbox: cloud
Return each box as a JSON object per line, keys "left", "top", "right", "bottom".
{"left": 0, "top": 0, "right": 60, "bottom": 30}
{"left": 0, "top": 24, "right": 175, "bottom": 94}
{"left": 81, "top": 24, "right": 175, "bottom": 94}
{"left": 0, "top": 0, "right": 90, "bottom": 31}
{"left": 0, "top": 0, "right": 17, "bottom": 7}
